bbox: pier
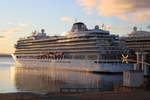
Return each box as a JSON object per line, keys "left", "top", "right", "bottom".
{"left": 60, "top": 88, "right": 101, "bottom": 93}
{"left": 1, "top": 91, "right": 150, "bottom": 100}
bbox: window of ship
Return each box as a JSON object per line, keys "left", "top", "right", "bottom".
{"left": 17, "top": 56, "right": 27, "bottom": 58}
{"left": 104, "top": 55, "right": 120, "bottom": 60}
{"left": 64, "top": 55, "right": 72, "bottom": 59}
{"left": 15, "top": 45, "right": 97, "bottom": 52}
{"left": 90, "top": 32, "right": 109, "bottom": 35}
{"left": 21, "top": 40, "right": 96, "bottom": 47}
{"left": 87, "top": 55, "right": 97, "bottom": 60}
{"left": 73, "top": 55, "right": 85, "bottom": 59}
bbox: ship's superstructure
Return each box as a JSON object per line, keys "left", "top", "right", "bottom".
{"left": 14, "top": 22, "right": 133, "bottom": 72}
{"left": 124, "top": 27, "right": 150, "bottom": 52}
{"left": 123, "top": 27, "right": 150, "bottom": 70}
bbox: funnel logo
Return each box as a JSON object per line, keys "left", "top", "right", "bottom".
{"left": 122, "top": 54, "right": 128, "bottom": 64}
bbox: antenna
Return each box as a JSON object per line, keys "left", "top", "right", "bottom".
{"left": 102, "top": 24, "right": 105, "bottom": 30}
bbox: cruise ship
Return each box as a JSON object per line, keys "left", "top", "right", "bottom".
{"left": 13, "top": 22, "right": 133, "bottom": 73}
{"left": 122, "top": 27, "right": 150, "bottom": 70}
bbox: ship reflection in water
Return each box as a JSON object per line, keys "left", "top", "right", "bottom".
{"left": 12, "top": 67, "right": 122, "bottom": 94}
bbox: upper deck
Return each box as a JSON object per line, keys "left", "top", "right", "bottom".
{"left": 17, "top": 22, "right": 111, "bottom": 43}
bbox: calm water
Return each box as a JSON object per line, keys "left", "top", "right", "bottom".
{"left": 0, "top": 57, "right": 123, "bottom": 94}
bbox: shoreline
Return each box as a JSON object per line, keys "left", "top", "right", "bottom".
{"left": 0, "top": 91, "right": 150, "bottom": 100}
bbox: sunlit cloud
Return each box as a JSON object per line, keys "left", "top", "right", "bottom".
{"left": 18, "top": 23, "right": 29, "bottom": 27}
{"left": 116, "top": 15, "right": 130, "bottom": 22}
{"left": 77, "top": 0, "right": 150, "bottom": 22}
{"left": 0, "top": 35, "right": 11, "bottom": 39}
{"left": 0, "top": 36, "right": 5, "bottom": 38}
{"left": 0, "top": 28, "right": 23, "bottom": 34}
{"left": 8, "top": 22, "right": 29, "bottom": 27}
{"left": 105, "top": 24, "right": 131, "bottom": 31}
{"left": 77, "top": 0, "right": 98, "bottom": 14}
{"left": 133, "top": 12, "right": 150, "bottom": 22}
{"left": 60, "top": 17, "right": 75, "bottom": 22}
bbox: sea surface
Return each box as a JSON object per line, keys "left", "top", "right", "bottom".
{"left": 0, "top": 57, "right": 123, "bottom": 94}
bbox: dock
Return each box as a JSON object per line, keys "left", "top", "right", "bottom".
{"left": 1, "top": 91, "right": 150, "bottom": 100}
{"left": 60, "top": 88, "right": 101, "bottom": 93}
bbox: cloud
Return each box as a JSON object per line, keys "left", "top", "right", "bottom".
{"left": 77, "top": 0, "right": 99, "bottom": 14}
{"left": 18, "top": 23, "right": 29, "bottom": 27}
{"left": 0, "top": 36, "right": 5, "bottom": 38}
{"left": 0, "top": 28, "right": 23, "bottom": 34}
{"left": 8, "top": 22, "right": 29, "bottom": 27}
{"left": 0, "top": 35, "right": 12, "bottom": 40}
{"left": 116, "top": 15, "right": 130, "bottom": 22}
{"left": 60, "top": 17, "right": 75, "bottom": 22}
{"left": 133, "top": 12, "right": 150, "bottom": 22}
{"left": 77, "top": 0, "right": 150, "bottom": 22}
{"left": 105, "top": 24, "right": 131, "bottom": 31}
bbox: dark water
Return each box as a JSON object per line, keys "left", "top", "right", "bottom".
{"left": 0, "top": 57, "right": 123, "bottom": 94}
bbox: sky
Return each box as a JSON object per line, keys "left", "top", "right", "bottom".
{"left": 0, "top": 0, "right": 150, "bottom": 54}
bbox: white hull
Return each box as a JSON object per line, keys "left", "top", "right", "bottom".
{"left": 15, "top": 58, "right": 134, "bottom": 73}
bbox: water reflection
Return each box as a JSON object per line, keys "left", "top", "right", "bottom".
{"left": 0, "top": 57, "right": 17, "bottom": 93}
{"left": 1, "top": 57, "right": 150, "bottom": 94}
{"left": 12, "top": 67, "right": 122, "bottom": 94}
{"left": 144, "top": 77, "right": 150, "bottom": 91}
